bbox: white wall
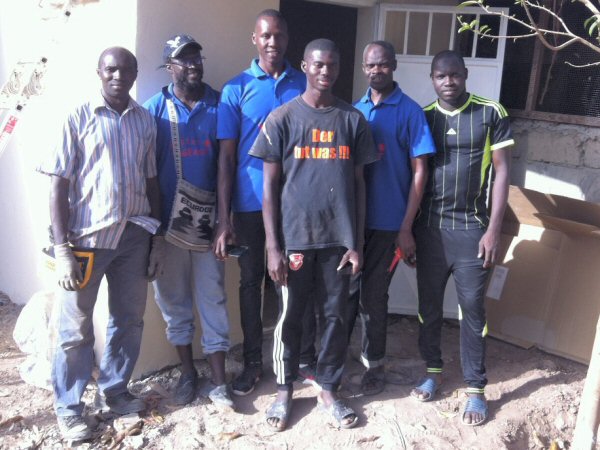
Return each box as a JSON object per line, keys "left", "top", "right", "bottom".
{"left": 0, "top": 0, "right": 139, "bottom": 304}
{"left": 135, "top": 0, "right": 279, "bottom": 103}
{"left": 0, "top": 0, "right": 276, "bottom": 377}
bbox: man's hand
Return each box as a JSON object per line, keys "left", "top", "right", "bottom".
{"left": 337, "top": 248, "right": 362, "bottom": 276}
{"left": 213, "top": 221, "right": 234, "bottom": 260}
{"left": 147, "top": 235, "right": 166, "bottom": 281}
{"left": 478, "top": 228, "right": 501, "bottom": 269}
{"left": 54, "top": 243, "right": 83, "bottom": 291}
{"left": 396, "top": 228, "right": 417, "bottom": 267}
{"left": 267, "top": 247, "right": 288, "bottom": 286}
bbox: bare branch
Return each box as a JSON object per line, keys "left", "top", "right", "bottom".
{"left": 457, "top": 1, "right": 600, "bottom": 59}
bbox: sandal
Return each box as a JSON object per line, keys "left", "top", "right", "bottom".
{"left": 410, "top": 377, "right": 440, "bottom": 402}
{"left": 462, "top": 396, "right": 488, "bottom": 426}
{"left": 361, "top": 369, "right": 385, "bottom": 396}
{"left": 319, "top": 399, "right": 359, "bottom": 429}
{"left": 265, "top": 395, "right": 293, "bottom": 432}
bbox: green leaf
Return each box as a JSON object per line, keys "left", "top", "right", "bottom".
{"left": 584, "top": 16, "right": 600, "bottom": 37}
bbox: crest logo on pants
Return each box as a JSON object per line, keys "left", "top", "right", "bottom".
{"left": 289, "top": 253, "right": 304, "bottom": 271}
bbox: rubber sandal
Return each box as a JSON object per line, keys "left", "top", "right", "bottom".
{"left": 319, "top": 400, "right": 358, "bottom": 429}
{"left": 265, "top": 396, "right": 293, "bottom": 432}
{"left": 462, "top": 396, "right": 488, "bottom": 426}
{"left": 361, "top": 370, "right": 385, "bottom": 396}
{"left": 410, "top": 377, "right": 440, "bottom": 402}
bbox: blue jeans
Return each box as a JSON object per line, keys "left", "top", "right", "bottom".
{"left": 153, "top": 241, "right": 229, "bottom": 354}
{"left": 52, "top": 223, "right": 150, "bottom": 417}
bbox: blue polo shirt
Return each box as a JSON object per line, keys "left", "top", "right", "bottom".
{"left": 354, "top": 83, "right": 436, "bottom": 230}
{"left": 217, "top": 59, "right": 306, "bottom": 212}
{"left": 144, "top": 83, "right": 219, "bottom": 227}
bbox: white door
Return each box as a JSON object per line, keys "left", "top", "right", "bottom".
{"left": 376, "top": 4, "right": 509, "bottom": 317}
{"left": 377, "top": 3, "right": 509, "bottom": 107}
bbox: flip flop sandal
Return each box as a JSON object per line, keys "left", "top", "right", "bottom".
{"left": 265, "top": 396, "right": 293, "bottom": 432}
{"left": 319, "top": 399, "right": 359, "bottom": 429}
{"left": 360, "top": 370, "right": 385, "bottom": 396}
{"left": 410, "top": 377, "right": 440, "bottom": 402}
{"left": 462, "top": 396, "right": 488, "bottom": 426}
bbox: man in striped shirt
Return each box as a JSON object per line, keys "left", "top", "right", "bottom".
{"left": 410, "top": 50, "right": 513, "bottom": 427}
{"left": 38, "top": 47, "right": 163, "bottom": 441}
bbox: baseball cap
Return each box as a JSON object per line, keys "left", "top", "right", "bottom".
{"left": 162, "top": 34, "right": 202, "bottom": 65}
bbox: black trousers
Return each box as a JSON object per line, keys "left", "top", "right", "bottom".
{"left": 415, "top": 226, "right": 489, "bottom": 389}
{"left": 233, "top": 212, "right": 316, "bottom": 367}
{"left": 273, "top": 247, "right": 350, "bottom": 392}
{"left": 347, "top": 229, "right": 398, "bottom": 368}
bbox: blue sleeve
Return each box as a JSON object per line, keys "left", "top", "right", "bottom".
{"left": 407, "top": 107, "right": 436, "bottom": 159}
{"left": 217, "top": 81, "right": 241, "bottom": 140}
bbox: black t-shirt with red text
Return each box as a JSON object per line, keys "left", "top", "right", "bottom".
{"left": 250, "top": 96, "right": 377, "bottom": 251}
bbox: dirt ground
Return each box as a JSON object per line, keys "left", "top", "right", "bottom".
{"left": 0, "top": 289, "right": 595, "bottom": 450}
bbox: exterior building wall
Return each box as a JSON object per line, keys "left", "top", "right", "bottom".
{"left": 0, "top": 0, "right": 275, "bottom": 378}
{"left": 511, "top": 118, "right": 600, "bottom": 203}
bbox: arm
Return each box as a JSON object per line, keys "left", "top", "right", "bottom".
{"left": 50, "top": 174, "right": 82, "bottom": 290}
{"left": 338, "top": 164, "right": 366, "bottom": 276}
{"left": 50, "top": 175, "right": 70, "bottom": 245}
{"left": 146, "top": 175, "right": 165, "bottom": 281}
{"left": 263, "top": 160, "right": 287, "bottom": 285}
{"left": 214, "top": 138, "right": 237, "bottom": 259}
{"left": 478, "top": 147, "right": 511, "bottom": 268}
{"left": 145, "top": 176, "right": 161, "bottom": 222}
{"left": 396, "top": 155, "right": 429, "bottom": 267}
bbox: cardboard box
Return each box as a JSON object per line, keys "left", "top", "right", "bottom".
{"left": 485, "top": 186, "right": 600, "bottom": 364}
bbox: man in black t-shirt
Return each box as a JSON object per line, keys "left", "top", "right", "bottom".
{"left": 410, "top": 50, "right": 513, "bottom": 427}
{"left": 250, "top": 39, "right": 377, "bottom": 432}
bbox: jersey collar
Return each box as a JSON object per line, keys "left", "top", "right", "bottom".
{"left": 435, "top": 93, "right": 473, "bottom": 116}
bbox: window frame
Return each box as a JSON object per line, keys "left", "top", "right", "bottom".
{"left": 505, "top": 6, "right": 600, "bottom": 127}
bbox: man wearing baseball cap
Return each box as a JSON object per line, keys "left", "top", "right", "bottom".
{"left": 144, "top": 35, "right": 234, "bottom": 410}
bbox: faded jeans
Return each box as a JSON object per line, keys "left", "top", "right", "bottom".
{"left": 52, "top": 223, "right": 150, "bottom": 417}
{"left": 153, "top": 241, "right": 229, "bottom": 354}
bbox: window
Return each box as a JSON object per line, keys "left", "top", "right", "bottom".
{"left": 500, "top": 1, "right": 600, "bottom": 125}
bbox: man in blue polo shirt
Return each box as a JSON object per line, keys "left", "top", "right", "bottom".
{"left": 349, "top": 41, "right": 435, "bottom": 396}
{"left": 144, "top": 35, "right": 233, "bottom": 410}
{"left": 215, "top": 9, "right": 316, "bottom": 396}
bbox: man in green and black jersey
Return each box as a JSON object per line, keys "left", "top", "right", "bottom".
{"left": 410, "top": 50, "right": 513, "bottom": 427}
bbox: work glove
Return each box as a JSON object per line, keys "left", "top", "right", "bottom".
{"left": 54, "top": 243, "right": 83, "bottom": 291}
{"left": 147, "top": 235, "right": 166, "bottom": 281}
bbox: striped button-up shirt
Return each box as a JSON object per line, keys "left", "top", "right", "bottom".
{"left": 38, "top": 91, "right": 160, "bottom": 249}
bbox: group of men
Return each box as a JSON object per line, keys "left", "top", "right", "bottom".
{"left": 37, "top": 7, "right": 512, "bottom": 442}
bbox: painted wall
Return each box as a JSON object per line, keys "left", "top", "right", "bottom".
{"left": 135, "top": 0, "right": 278, "bottom": 104}
{"left": 0, "top": 0, "right": 276, "bottom": 378}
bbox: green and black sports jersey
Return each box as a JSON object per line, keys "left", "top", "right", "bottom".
{"left": 419, "top": 93, "right": 514, "bottom": 230}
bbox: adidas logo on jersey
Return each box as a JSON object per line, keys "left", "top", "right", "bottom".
{"left": 446, "top": 128, "right": 457, "bottom": 135}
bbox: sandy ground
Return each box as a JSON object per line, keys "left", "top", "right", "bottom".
{"left": 0, "top": 290, "right": 595, "bottom": 450}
